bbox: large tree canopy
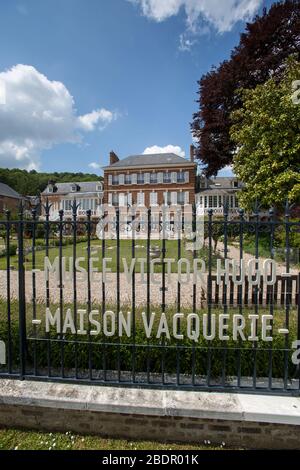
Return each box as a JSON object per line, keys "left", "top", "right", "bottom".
{"left": 230, "top": 58, "right": 300, "bottom": 210}
{"left": 191, "top": 0, "right": 300, "bottom": 176}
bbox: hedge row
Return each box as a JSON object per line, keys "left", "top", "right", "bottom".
{"left": 0, "top": 321, "right": 297, "bottom": 380}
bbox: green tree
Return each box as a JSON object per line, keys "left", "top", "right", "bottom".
{"left": 230, "top": 57, "right": 300, "bottom": 210}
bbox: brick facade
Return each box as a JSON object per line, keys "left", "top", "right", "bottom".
{"left": 103, "top": 149, "right": 197, "bottom": 208}
{"left": 0, "top": 195, "right": 20, "bottom": 214}
{"left": 1, "top": 404, "right": 300, "bottom": 449}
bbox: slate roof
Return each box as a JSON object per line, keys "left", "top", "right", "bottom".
{"left": 42, "top": 181, "right": 103, "bottom": 195}
{"left": 104, "top": 153, "right": 193, "bottom": 169}
{"left": 0, "top": 182, "right": 21, "bottom": 199}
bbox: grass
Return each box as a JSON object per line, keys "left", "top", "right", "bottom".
{"left": 234, "top": 236, "right": 300, "bottom": 268}
{"left": 0, "top": 428, "right": 226, "bottom": 450}
{"left": 0, "top": 239, "right": 220, "bottom": 272}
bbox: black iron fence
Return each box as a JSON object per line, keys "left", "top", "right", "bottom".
{"left": 0, "top": 200, "right": 299, "bottom": 395}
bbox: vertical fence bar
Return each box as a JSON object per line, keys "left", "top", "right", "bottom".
{"left": 222, "top": 203, "right": 229, "bottom": 387}
{"left": 192, "top": 203, "right": 197, "bottom": 386}
{"left": 297, "top": 272, "right": 300, "bottom": 391}
{"left": 116, "top": 208, "right": 121, "bottom": 382}
{"left": 146, "top": 208, "right": 151, "bottom": 383}
{"left": 252, "top": 204, "right": 259, "bottom": 390}
{"left": 72, "top": 201, "right": 79, "bottom": 379}
{"left": 161, "top": 206, "right": 166, "bottom": 385}
{"left": 284, "top": 202, "right": 290, "bottom": 390}
{"left": 132, "top": 208, "right": 136, "bottom": 383}
{"left": 206, "top": 209, "right": 213, "bottom": 387}
{"left": 86, "top": 210, "right": 92, "bottom": 381}
{"left": 236, "top": 209, "right": 244, "bottom": 388}
{"left": 5, "top": 211, "right": 12, "bottom": 374}
{"left": 44, "top": 200, "right": 51, "bottom": 377}
{"left": 268, "top": 209, "right": 275, "bottom": 390}
{"left": 176, "top": 207, "right": 181, "bottom": 386}
{"left": 102, "top": 211, "right": 107, "bottom": 382}
{"left": 18, "top": 203, "right": 26, "bottom": 379}
{"left": 58, "top": 209, "right": 65, "bottom": 378}
{"left": 31, "top": 208, "right": 37, "bottom": 376}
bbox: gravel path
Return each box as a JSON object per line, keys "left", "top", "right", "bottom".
{"left": 0, "top": 244, "right": 297, "bottom": 307}
{"left": 0, "top": 271, "right": 203, "bottom": 307}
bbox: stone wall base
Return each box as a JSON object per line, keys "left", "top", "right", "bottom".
{"left": 0, "top": 379, "right": 300, "bottom": 449}
{"left": 1, "top": 404, "right": 300, "bottom": 449}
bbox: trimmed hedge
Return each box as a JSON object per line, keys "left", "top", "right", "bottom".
{"left": 0, "top": 319, "right": 297, "bottom": 380}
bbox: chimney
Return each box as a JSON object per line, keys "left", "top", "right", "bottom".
{"left": 190, "top": 145, "right": 195, "bottom": 163}
{"left": 110, "top": 151, "right": 119, "bottom": 166}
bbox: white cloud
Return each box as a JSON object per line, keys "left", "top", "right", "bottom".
{"left": 88, "top": 162, "right": 101, "bottom": 170}
{"left": 218, "top": 165, "right": 234, "bottom": 176}
{"left": 77, "top": 109, "right": 118, "bottom": 132}
{"left": 0, "top": 64, "right": 118, "bottom": 170}
{"left": 129, "top": 0, "right": 262, "bottom": 49}
{"left": 143, "top": 144, "right": 186, "bottom": 158}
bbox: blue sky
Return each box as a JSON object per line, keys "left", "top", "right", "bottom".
{"left": 0, "top": 0, "right": 275, "bottom": 177}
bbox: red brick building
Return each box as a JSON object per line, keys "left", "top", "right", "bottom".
{"left": 103, "top": 147, "right": 197, "bottom": 208}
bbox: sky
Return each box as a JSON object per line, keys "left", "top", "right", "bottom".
{"left": 0, "top": 0, "right": 276, "bottom": 177}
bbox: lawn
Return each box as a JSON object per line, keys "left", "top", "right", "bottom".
{"left": 0, "top": 428, "right": 225, "bottom": 450}
{"left": 0, "top": 239, "right": 219, "bottom": 272}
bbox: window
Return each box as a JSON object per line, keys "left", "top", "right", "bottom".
{"left": 108, "top": 175, "right": 112, "bottom": 186}
{"left": 177, "top": 172, "right": 185, "bottom": 183}
{"left": 125, "top": 174, "right": 131, "bottom": 185}
{"left": 150, "top": 173, "right": 157, "bottom": 184}
{"left": 137, "top": 174, "right": 144, "bottom": 184}
{"left": 164, "top": 172, "right": 171, "bottom": 184}
{"left": 171, "top": 172, "right": 177, "bottom": 184}
{"left": 157, "top": 172, "right": 164, "bottom": 184}
{"left": 178, "top": 192, "right": 185, "bottom": 205}
{"left": 171, "top": 192, "right": 177, "bottom": 205}
{"left": 150, "top": 192, "right": 158, "bottom": 206}
{"left": 112, "top": 175, "right": 119, "bottom": 186}
{"left": 213, "top": 196, "right": 218, "bottom": 208}
{"left": 219, "top": 196, "right": 222, "bottom": 208}
{"left": 119, "top": 174, "right": 125, "bottom": 185}
{"left": 71, "top": 184, "right": 77, "bottom": 192}
{"left": 127, "top": 193, "right": 132, "bottom": 206}
{"left": 112, "top": 194, "right": 119, "bottom": 206}
{"left": 164, "top": 192, "right": 171, "bottom": 205}
{"left": 119, "top": 193, "right": 125, "bottom": 207}
{"left": 233, "top": 181, "right": 239, "bottom": 188}
{"left": 144, "top": 173, "right": 150, "bottom": 184}
{"left": 137, "top": 192, "right": 145, "bottom": 206}
{"left": 209, "top": 196, "right": 213, "bottom": 208}
{"left": 204, "top": 196, "right": 208, "bottom": 208}
{"left": 96, "top": 184, "right": 102, "bottom": 192}
{"left": 131, "top": 174, "right": 137, "bottom": 184}
{"left": 184, "top": 192, "right": 189, "bottom": 205}
{"left": 48, "top": 186, "right": 53, "bottom": 193}
{"left": 184, "top": 172, "right": 190, "bottom": 183}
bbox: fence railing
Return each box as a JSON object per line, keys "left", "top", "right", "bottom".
{"left": 0, "top": 200, "right": 299, "bottom": 395}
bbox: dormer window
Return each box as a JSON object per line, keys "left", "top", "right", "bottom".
{"left": 48, "top": 186, "right": 53, "bottom": 193}
{"left": 71, "top": 184, "right": 78, "bottom": 192}
{"left": 96, "top": 184, "right": 103, "bottom": 192}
